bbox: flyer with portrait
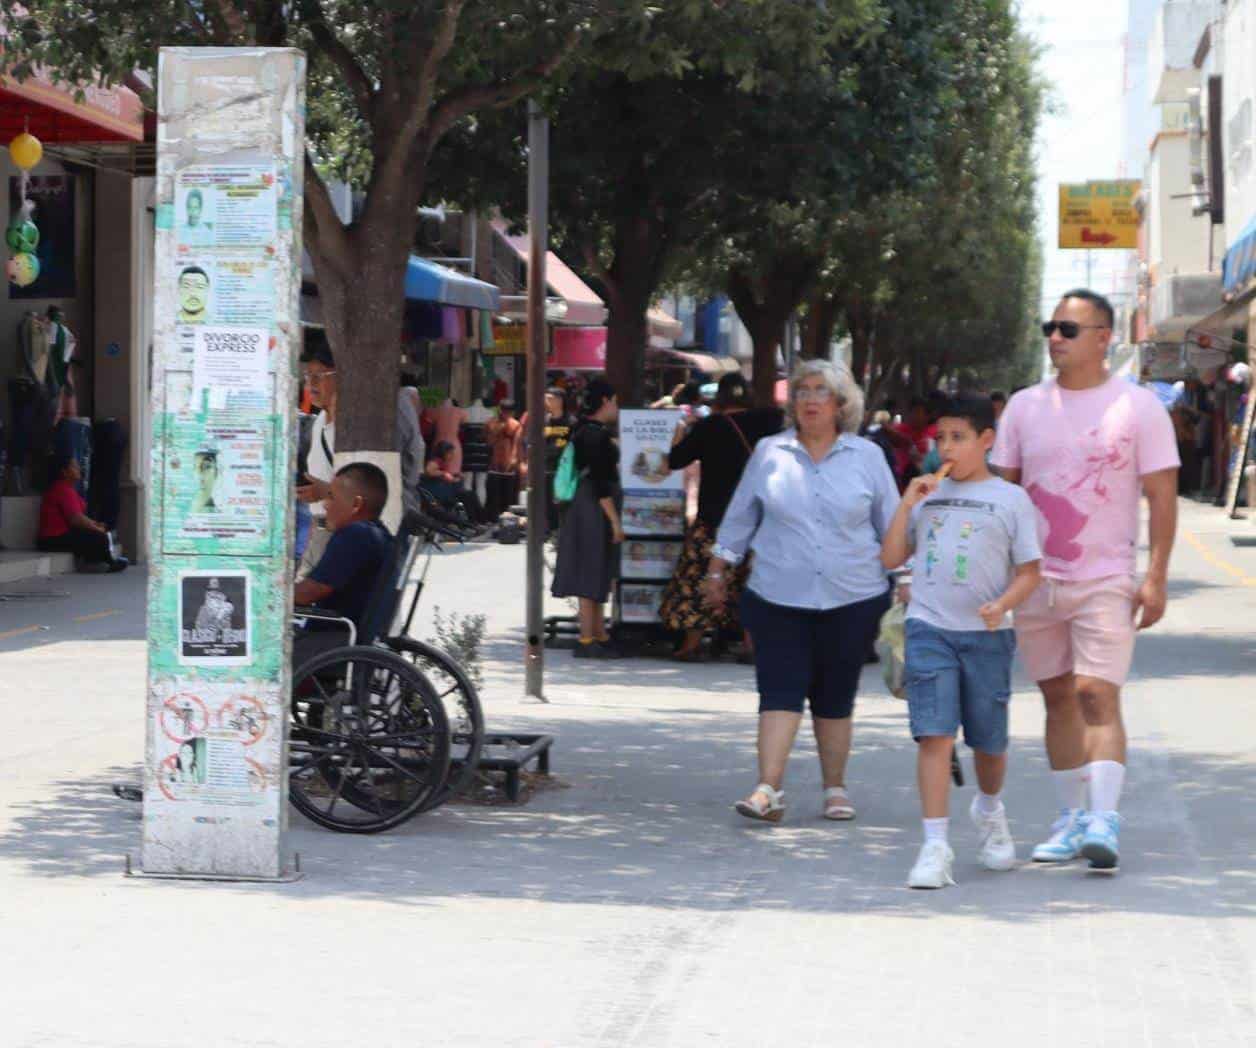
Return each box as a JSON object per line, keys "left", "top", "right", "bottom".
{"left": 174, "top": 163, "right": 278, "bottom": 251}
{"left": 159, "top": 373, "right": 278, "bottom": 556}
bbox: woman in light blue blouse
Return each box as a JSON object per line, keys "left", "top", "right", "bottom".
{"left": 704, "top": 360, "right": 900, "bottom": 823}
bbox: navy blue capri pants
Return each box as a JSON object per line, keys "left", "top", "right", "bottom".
{"left": 740, "top": 588, "right": 891, "bottom": 719}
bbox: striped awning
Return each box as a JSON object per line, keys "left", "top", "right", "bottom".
{"left": 1223, "top": 215, "right": 1256, "bottom": 296}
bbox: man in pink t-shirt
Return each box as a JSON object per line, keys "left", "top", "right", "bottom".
{"left": 991, "top": 289, "right": 1179, "bottom": 872}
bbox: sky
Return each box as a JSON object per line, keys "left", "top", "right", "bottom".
{"left": 1019, "top": 0, "right": 1131, "bottom": 314}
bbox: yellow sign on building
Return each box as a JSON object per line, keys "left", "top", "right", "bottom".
{"left": 1058, "top": 180, "right": 1141, "bottom": 250}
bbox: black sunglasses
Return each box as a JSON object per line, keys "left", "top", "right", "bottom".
{"left": 1041, "top": 320, "right": 1108, "bottom": 339}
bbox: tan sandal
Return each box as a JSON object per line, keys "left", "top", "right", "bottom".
{"left": 823, "top": 786, "right": 856, "bottom": 821}
{"left": 735, "top": 783, "right": 785, "bottom": 823}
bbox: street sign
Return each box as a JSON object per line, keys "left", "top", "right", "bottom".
{"left": 1058, "top": 180, "right": 1140, "bottom": 250}
{"left": 142, "top": 48, "right": 305, "bottom": 879}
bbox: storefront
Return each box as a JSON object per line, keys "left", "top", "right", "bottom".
{"left": 1, "top": 70, "right": 148, "bottom": 557}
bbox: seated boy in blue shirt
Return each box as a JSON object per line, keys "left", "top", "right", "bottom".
{"left": 881, "top": 395, "right": 1042, "bottom": 890}
{"left": 293, "top": 462, "right": 392, "bottom": 666}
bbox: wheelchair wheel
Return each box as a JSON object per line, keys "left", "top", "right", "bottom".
{"left": 386, "top": 636, "right": 485, "bottom": 810}
{"left": 289, "top": 646, "right": 451, "bottom": 833}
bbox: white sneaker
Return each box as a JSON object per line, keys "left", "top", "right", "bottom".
{"left": 907, "top": 840, "right": 956, "bottom": 889}
{"left": 969, "top": 796, "right": 1017, "bottom": 871}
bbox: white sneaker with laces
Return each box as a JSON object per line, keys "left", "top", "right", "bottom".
{"left": 969, "top": 796, "right": 1017, "bottom": 871}
{"left": 907, "top": 840, "right": 956, "bottom": 889}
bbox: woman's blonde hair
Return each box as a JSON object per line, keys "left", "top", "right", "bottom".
{"left": 787, "top": 359, "right": 865, "bottom": 434}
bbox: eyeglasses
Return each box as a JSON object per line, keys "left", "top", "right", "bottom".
{"left": 795, "top": 387, "right": 836, "bottom": 403}
{"left": 302, "top": 369, "right": 336, "bottom": 384}
{"left": 1041, "top": 321, "right": 1108, "bottom": 340}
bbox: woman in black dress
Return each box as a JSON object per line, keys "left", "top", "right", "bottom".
{"left": 551, "top": 377, "right": 624, "bottom": 659}
{"left": 659, "top": 372, "right": 783, "bottom": 658}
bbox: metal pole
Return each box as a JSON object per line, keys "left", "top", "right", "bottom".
{"left": 524, "top": 100, "right": 549, "bottom": 702}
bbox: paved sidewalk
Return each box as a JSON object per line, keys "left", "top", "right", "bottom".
{"left": 1, "top": 499, "right": 1255, "bottom": 1046}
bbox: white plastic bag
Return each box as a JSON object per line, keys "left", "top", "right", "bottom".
{"left": 875, "top": 602, "right": 907, "bottom": 700}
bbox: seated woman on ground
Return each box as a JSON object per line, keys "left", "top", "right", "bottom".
{"left": 36, "top": 455, "right": 128, "bottom": 572}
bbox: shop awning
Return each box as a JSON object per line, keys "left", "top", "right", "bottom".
{"left": 1223, "top": 215, "right": 1256, "bottom": 297}
{"left": 404, "top": 255, "right": 500, "bottom": 311}
{"left": 550, "top": 327, "right": 607, "bottom": 371}
{"left": 492, "top": 218, "right": 607, "bottom": 326}
{"left": 648, "top": 308, "right": 684, "bottom": 346}
{"left": 0, "top": 72, "right": 144, "bottom": 143}
{"left": 649, "top": 347, "right": 740, "bottom": 375}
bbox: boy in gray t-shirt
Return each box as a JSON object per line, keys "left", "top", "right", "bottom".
{"left": 881, "top": 395, "right": 1042, "bottom": 889}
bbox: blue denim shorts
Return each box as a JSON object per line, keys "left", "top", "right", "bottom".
{"left": 904, "top": 619, "right": 1016, "bottom": 754}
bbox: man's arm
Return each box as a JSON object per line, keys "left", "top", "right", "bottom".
{"left": 294, "top": 578, "right": 333, "bottom": 606}
{"left": 1136, "top": 467, "right": 1178, "bottom": 630}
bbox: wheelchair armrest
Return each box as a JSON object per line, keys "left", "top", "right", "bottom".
{"left": 292, "top": 607, "right": 357, "bottom": 648}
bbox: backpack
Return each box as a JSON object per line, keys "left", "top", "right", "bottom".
{"left": 552, "top": 441, "right": 583, "bottom": 504}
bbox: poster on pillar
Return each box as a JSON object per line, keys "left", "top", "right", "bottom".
{"left": 143, "top": 48, "right": 305, "bottom": 880}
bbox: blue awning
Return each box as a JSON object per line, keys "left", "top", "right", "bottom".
{"left": 1223, "top": 215, "right": 1256, "bottom": 296}
{"left": 404, "top": 255, "right": 500, "bottom": 311}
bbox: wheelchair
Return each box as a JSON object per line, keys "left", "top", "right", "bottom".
{"left": 289, "top": 509, "right": 485, "bottom": 833}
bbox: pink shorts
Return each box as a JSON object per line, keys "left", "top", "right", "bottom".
{"left": 1014, "top": 575, "right": 1138, "bottom": 686}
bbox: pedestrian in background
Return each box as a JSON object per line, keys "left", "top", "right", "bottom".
{"left": 705, "top": 360, "right": 898, "bottom": 823}
{"left": 659, "top": 372, "right": 782, "bottom": 660}
{"left": 551, "top": 377, "right": 625, "bottom": 659}
{"left": 992, "top": 289, "right": 1179, "bottom": 872}
{"left": 881, "top": 395, "right": 1042, "bottom": 889}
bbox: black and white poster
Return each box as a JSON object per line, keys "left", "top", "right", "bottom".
{"left": 178, "top": 571, "right": 251, "bottom": 665}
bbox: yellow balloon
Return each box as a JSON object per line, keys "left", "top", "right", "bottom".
{"left": 9, "top": 132, "right": 43, "bottom": 171}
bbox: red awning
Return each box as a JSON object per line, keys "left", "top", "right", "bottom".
{"left": 549, "top": 326, "right": 607, "bottom": 371}
{"left": 492, "top": 218, "right": 608, "bottom": 326}
{"left": 1, "top": 71, "right": 144, "bottom": 144}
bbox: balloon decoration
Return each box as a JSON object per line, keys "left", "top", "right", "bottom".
{"left": 6, "top": 123, "right": 44, "bottom": 288}
{"left": 5, "top": 220, "right": 39, "bottom": 254}
{"left": 5, "top": 253, "right": 40, "bottom": 288}
{"left": 9, "top": 131, "right": 43, "bottom": 171}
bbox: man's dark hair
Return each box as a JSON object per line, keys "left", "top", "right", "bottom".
{"left": 52, "top": 453, "right": 76, "bottom": 476}
{"left": 908, "top": 395, "right": 929, "bottom": 413}
{"left": 990, "top": 390, "right": 1007, "bottom": 404}
{"left": 178, "top": 265, "right": 209, "bottom": 282}
{"left": 715, "top": 372, "right": 752, "bottom": 410}
{"left": 938, "top": 394, "right": 996, "bottom": 435}
{"left": 299, "top": 335, "right": 335, "bottom": 368}
{"left": 187, "top": 189, "right": 203, "bottom": 206}
{"left": 336, "top": 462, "right": 388, "bottom": 518}
{"left": 1060, "top": 288, "right": 1115, "bottom": 329}
{"left": 581, "top": 376, "right": 617, "bottom": 417}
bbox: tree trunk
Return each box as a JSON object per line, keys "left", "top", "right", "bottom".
{"left": 604, "top": 290, "right": 651, "bottom": 407}
{"left": 801, "top": 292, "right": 838, "bottom": 361}
{"left": 848, "top": 300, "right": 871, "bottom": 383}
{"left": 305, "top": 167, "right": 423, "bottom": 458}
{"left": 601, "top": 214, "right": 667, "bottom": 408}
{"left": 726, "top": 257, "right": 821, "bottom": 409}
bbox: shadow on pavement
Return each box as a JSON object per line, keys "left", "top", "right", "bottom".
{"left": 4, "top": 698, "right": 1254, "bottom": 927}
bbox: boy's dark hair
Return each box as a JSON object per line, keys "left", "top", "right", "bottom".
{"left": 990, "top": 390, "right": 1007, "bottom": 404}
{"left": 52, "top": 453, "right": 77, "bottom": 476}
{"left": 336, "top": 462, "right": 388, "bottom": 518}
{"left": 938, "top": 394, "right": 996, "bottom": 435}
{"left": 1059, "top": 288, "right": 1115, "bottom": 329}
{"left": 432, "top": 440, "right": 455, "bottom": 458}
